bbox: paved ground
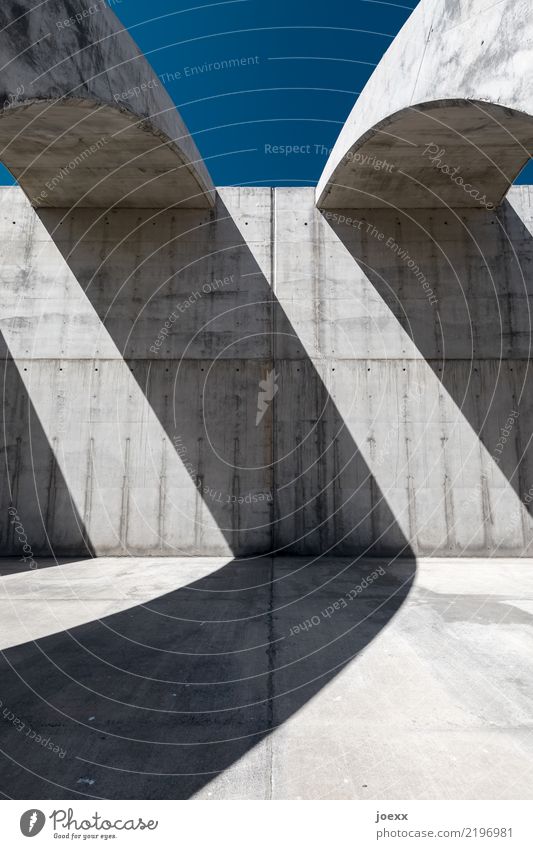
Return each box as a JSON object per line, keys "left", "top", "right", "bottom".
{"left": 0, "top": 556, "right": 532, "bottom": 799}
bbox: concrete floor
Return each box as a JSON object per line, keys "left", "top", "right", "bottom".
{"left": 0, "top": 556, "right": 532, "bottom": 799}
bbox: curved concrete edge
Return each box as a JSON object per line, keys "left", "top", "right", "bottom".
{"left": 318, "top": 99, "right": 533, "bottom": 209}
{"left": 0, "top": 0, "right": 215, "bottom": 208}
{"left": 317, "top": 0, "right": 533, "bottom": 209}
{"left": 0, "top": 98, "right": 215, "bottom": 208}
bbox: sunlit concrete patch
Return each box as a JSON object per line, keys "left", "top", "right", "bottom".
{"left": 0, "top": 556, "right": 233, "bottom": 650}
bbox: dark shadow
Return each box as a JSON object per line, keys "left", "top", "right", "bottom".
{"left": 36, "top": 196, "right": 414, "bottom": 557}
{"left": 325, "top": 200, "right": 533, "bottom": 516}
{"left": 0, "top": 555, "right": 415, "bottom": 798}
{"left": 0, "top": 345, "right": 94, "bottom": 558}
{"left": 0, "top": 197, "right": 418, "bottom": 798}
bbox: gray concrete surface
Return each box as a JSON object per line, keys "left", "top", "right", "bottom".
{"left": 1, "top": 186, "right": 533, "bottom": 557}
{"left": 317, "top": 0, "right": 533, "bottom": 208}
{"left": 0, "top": 0, "right": 214, "bottom": 207}
{"left": 0, "top": 555, "right": 532, "bottom": 799}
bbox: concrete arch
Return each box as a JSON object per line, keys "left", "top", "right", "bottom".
{"left": 317, "top": 0, "right": 533, "bottom": 209}
{"left": 0, "top": 0, "right": 214, "bottom": 208}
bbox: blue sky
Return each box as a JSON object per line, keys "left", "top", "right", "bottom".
{"left": 1, "top": 0, "right": 531, "bottom": 187}
{"left": 108, "top": 0, "right": 412, "bottom": 187}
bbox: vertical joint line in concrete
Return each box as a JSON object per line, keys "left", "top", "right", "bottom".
{"left": 271, "top": 187, "right": 277, "bottom": 552}
{"left": 267, "top": 553, "right": 275, "bottom": 798}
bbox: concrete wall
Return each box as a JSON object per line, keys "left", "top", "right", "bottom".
{"left": 1, "top": 185, "right": 533, "bottom": 557}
